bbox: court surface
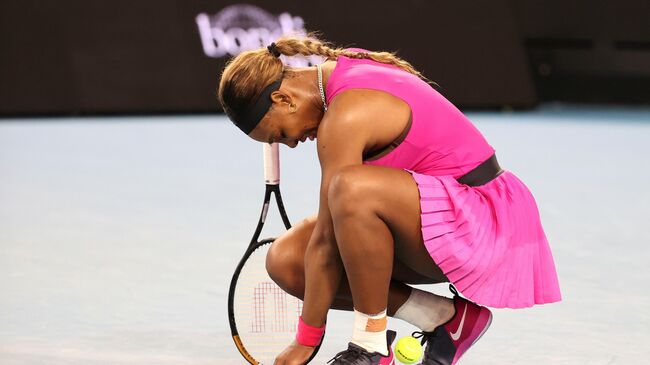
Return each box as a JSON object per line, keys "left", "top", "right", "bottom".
{"left": 1, "top": 103, "right": 649, "bottom": 364}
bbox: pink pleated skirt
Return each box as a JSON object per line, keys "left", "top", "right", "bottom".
{"left": 407, "top": 169, "right": 562, "bottom": 309}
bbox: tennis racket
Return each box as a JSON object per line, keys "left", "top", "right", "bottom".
{"left": 228, "top": 143, "right": 321, "bottom": 364}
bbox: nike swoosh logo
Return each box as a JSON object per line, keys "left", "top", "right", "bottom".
{"left": 450, "top": 303, "right": 468, "bottom": 341}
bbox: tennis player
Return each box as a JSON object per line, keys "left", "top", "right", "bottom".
{"left": 217, "top": 35, "right": 562, "bottom": 365}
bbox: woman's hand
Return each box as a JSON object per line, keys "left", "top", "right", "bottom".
{"left": 273, "top": 340, "right": 317, "bottom": 365}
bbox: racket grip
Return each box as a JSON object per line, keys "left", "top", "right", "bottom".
{"left": 263, "top": 143, "right": 280, "bottom": 185}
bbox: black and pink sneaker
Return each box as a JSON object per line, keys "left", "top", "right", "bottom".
{"left": 413, "top": 285, "right": 492, "bottom": 365}
{"left": 328, "top": 330, "right": 396, "bottom": 365}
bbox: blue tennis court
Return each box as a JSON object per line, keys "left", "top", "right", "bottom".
{"left": 1, "top": 104, "right": 648, "bottom": 364}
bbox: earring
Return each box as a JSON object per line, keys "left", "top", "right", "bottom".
{"left": 289, "top": 103, "right": 297, "bottom": 113}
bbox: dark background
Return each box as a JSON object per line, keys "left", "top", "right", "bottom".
{"left": 1, "top": 0, "right": 649, "bottom": 116}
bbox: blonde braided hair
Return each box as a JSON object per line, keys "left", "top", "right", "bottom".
{"left": 271, "top": 36, "right": 433, "bottom": 83}
{"left": 217, "top": 34, "right": 436, "bottom": 125}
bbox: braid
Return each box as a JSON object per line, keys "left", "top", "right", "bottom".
{"left": 273, "top": 34, "right": 437, "bottom": 87}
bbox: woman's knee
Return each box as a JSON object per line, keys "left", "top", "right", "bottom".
{"left": 265, "top": 216, "right": 315, "bottom": 298}
{"left": 328, "top": 166, "right": 374, "bottom": 216}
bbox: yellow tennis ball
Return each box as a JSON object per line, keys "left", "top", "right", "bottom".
{"left": 394, "top": 336, "right": 423, "bottom": 364}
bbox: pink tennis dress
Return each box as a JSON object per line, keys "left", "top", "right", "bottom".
{"left": 325, "top": 49, "right": 562, "bottom": 308}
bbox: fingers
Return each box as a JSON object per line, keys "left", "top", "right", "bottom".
{"left": 273, "top": 341, "right": 316, "bottom": 365}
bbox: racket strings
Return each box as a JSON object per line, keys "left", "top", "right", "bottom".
{"left": 234, "top": 243, "right": 304, "bottom": 363}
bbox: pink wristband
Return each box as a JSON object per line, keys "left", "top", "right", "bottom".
{"left": 296, "top": 316, "right": 326, "bottom": 347}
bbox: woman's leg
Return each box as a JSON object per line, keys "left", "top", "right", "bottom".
{"left": 267, "top": 215, "right": 415, "bottom": 313}
{"left": 326, "top": 165, "right": 453, "bottom": 316}
{"left": 268, "top": 215, "right": 433, "bottom": 314}
{"left": 267, "top": 165, "right": 452, "bottom": 317}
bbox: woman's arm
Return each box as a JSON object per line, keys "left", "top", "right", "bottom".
{"left": 300, "top": 102, "right": 368, "bottom": 327}
{"left": 273, "top": 89, "right": 409, "bottom": 364}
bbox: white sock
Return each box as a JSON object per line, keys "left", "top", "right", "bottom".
{"left": 351, "top": 308, "right": 389, "bottom": 356}
{"left": 393, "top": 288, "right": 454, "bottom": 332}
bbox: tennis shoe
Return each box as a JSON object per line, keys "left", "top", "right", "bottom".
{"left": 328, "top": 330, "right": 396, "bottom": 365}
{"left": 413, "top": 285, "right": 492, "bottom": 365}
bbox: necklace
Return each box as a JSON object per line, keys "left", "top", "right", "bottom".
{"left": 317, "top": 63, "right": 327, "bottom": 112}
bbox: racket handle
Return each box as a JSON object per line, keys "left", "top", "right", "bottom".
{"left": 263, "top": 143, "right": 280, "bottom": 185}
